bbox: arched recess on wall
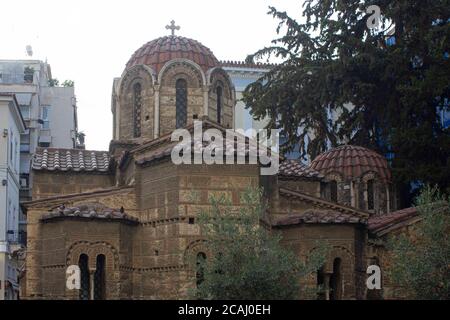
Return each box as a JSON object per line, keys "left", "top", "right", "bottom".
{"left": 117, "top": 64, "right": 156, "bottom": 140}
{"left": 324, "top": 172, "right": 344, "bottom": 203}
{"left": 206, "top": 67, "right": 235, "bottom": 99}
{"left": 309, "top": 245, "right": 354, "bottom": 300}
{"left": 118, "top": 64, "right": 157, "bottom": 93}
{"left": 361, "top": 172, "right": 380, "bottom": 212}
{"left": 66, "top": 240, "right": 119, "bottom": 270}
{"left": 183, "top": 239, "right": 209, "bottom": 266}
{"left": 158, "top": 59, "right": 206, "bottom": 87}
{"left": 66, "top": 241, "right": 120, "bottom": 300}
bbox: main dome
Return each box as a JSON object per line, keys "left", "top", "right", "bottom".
{"left": 126, "top": 36, "right": 219, "bottom": 73}
{"left": 310, "top": 145, "right": 391, "bottom": 182}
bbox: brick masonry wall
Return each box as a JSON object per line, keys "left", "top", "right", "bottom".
{"left": 32, "top": 171, "right": 114, "bottom": 200}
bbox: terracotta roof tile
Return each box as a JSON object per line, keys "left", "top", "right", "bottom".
{"left": 32, "top": 148, "right": 111, "bottom": 173}
{"left": 41, "top": 203, "right": 139, "bottom": 224}
{"left": 278, "top": 159, "right": 324, "bottom": 180}
{"left": 310, "top": 145, "right": 391, "bottom": 182}
{"left": 276, "top": 187, "right": 369, "bottom": 225}
{"left": 134, "top": 119, "right": 274, "bottom": 166}
{"left": 126, "top": 36, "right": 219, "bottom": 73}
{"left": 273, "top": 209, "right": 367, "bottom": 226}
{"left": 368, "top": 207, "right": 418, "bottom": 235}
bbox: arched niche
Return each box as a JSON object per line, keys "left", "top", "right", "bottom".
{"left": 158, "top": 59, "right": 206, "bottom": 135}
{"left": 66, "top": 241, "right": 120, "bottom": 300}
{"left": 117, "top": 64, "right": 156, "bottom": 140}
{"left": 207, "top": 67, "right": 235, "bottom": 128}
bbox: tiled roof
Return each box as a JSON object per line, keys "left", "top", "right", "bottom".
{"left": 278, "top": 159, "right": 325, "bottom": 180}
{"left": 133, "top": 119, "right": 274, "bottom": 166}
{"left": 32, "top": 148, "right": 111, "bottom": 173}
{"left": 310, "top": 145, "right": 391, "bottom": 182}
{"left": 273, "top": 209, "right": 367, "bottom": 226}
{"left": 126, "top": 36, "right": 219, "bottom": 73}
{"left": 278, "top": 187, "right": 369, "bottom": 224}
{"left": 368, "top": 207, "right": 418, "bottom": 236}
{"left": 41, "top": 203, "right": 139, "bottom": 224}
{"left": 220, "top": 60, "right": 275, "bottom": 70}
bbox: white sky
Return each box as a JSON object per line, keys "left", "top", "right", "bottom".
{"left": 1, "top": 0, "right": 302, "bottom": 150}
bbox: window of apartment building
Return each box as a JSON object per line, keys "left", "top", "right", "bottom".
{"left": 19, "top": 105, "right": 30, "bottom": 119}
{"left": 10, "top": 130, "right": 14, "bottom": 162}
{"left": 42, "top": 106, "right": 51, "bottom": 129}
{"left": 20, "top": 132, "right": 30, "bottom": 152}
{"left": 23, "top": 66, "right": 34, "bottom": 83}
{"left": 15, "top": 137, "right": 18, "bottom": 172}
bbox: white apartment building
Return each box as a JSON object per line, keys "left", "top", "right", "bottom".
{"left": 0, "top": 93, "right": 26, "bottom": 300}
{"left": 220, "top": 61, "right": 271, "bottom": 132}
{"left": 0, "top": 59, "right": 80, "bottom": 244}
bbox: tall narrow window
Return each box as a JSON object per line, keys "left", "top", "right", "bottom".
{"left": 176, "top": 79, "right": 187, "bottom": 128}
{"left": 42, "top": 106, "right": 50, "bottom": 129}
{"left": 317, "top": 266, "right": 326, "bottom": 300}
{"left": 330, "top": 181, "right": 338, "bottom": 202}
{"left": 133, "top": 83, "right": 142, "bottom": 138}
{"left": 196, "top": 252, "right": 206, "bottom": 287}
{"left": 329, "top": 258, "right": 342, "bottom": 300}
{"left": 216, "top": 85, "right": 223, "bottom": 124}
{"left": 94, "top": 255, "right": 106, "bottom": 300}
{"left": 78, "top": 254, "right": 90, "bottom": 300}
{"left": 367, "top": 179, "right": 375, "bottom": 210}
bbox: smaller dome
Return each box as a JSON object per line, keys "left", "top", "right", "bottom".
{"left": 310, "top": 145, "right": 391, "bottom": 182}
{"left": 126, "top": 36, "right": 219, "bottom": 74}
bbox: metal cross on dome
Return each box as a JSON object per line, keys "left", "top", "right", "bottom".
{"left": 166, "top": 20, "right": 180, "bottom": 36}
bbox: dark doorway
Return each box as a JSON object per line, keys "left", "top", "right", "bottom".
{"left": 94, "top": 254, "right": 106, "bottom": 300}
{"left": 196, "top": 252, "right": 206, "bottom": 287}
{"left": 316, "top": 266, "right": 326, "bottom": 300}
{"left": 78, "top": 254, "right": 90, "bottom": 300}
{"left": 329, "top": 258, "right": 342, "bottom": 300}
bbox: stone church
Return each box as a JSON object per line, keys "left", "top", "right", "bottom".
{"left": 20, "top": 29, "right": 420, "bottom": 300}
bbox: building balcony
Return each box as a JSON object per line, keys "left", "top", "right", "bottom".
{"left": 0, "top": 72, "right": 34, "bottom": 84}
{"left": 6, "top": 230, "right": 27, "bottom": 247}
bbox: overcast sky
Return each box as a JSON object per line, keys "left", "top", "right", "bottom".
{"left": 1, "top": 0, "right": 302, "bottom": 150}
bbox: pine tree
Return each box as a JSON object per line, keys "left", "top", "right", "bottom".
{"left": 242, "top": 0, "right": 450, "bottom": 205}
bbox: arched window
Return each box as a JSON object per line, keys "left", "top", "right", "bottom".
{"left": 94, "top": 254, "right": 106, "bottom": 300}
{"left": 196, "top": 252, "right": 206, "bottom": 287}
{"left": 367, "top": 179, "right": 375, "bottom": 210}
{"left": 216, "top": 85, "right": 223, "bottom": 124}
{"left": 78, "top": 254, "right": 90, "bottom": 300}
{"left": 176, "top": 79, "right": 188, "bottom": 128}
{"left": 329, "top": 258, "right": 342, "bottom": 300}
{"left": 330, "top": 181, "right": 338, "bottom": 202}
{"left": 316, "top": 266, "right": 326, "bottom": 300}
{"left": 133, "top": 83, "right": 142, "bottom": 138}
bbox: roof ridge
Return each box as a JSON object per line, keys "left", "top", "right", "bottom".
{"left": 22, "top": 186, "right": 134, "bottom": 208}
{"left": 279, "top": 187, "right": 370, "bottom": 218}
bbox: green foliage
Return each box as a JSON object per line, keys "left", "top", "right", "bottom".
{"left": 192, "top": 187, "right": 326, "bottom": 300}
{"left": 23, "top": 66, "right": 34, "bottom": 83}
{"left": 388, "top": 185, "right": 450, "bottom": 299}
{"left": 242, "top": 1, "right": 450, "bottom": 203}
{"left": 62, "top": 80, "right": 75, "bottom": 87}
{"left": 48, "top": 78, "right": 59, "bottom": 87}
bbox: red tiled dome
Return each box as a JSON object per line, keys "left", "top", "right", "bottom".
{"left": 126, "top": 36, "right": 219, "bottom": 74}
{"left": 310, "top": 145, "right": 391, "bottom": 182}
